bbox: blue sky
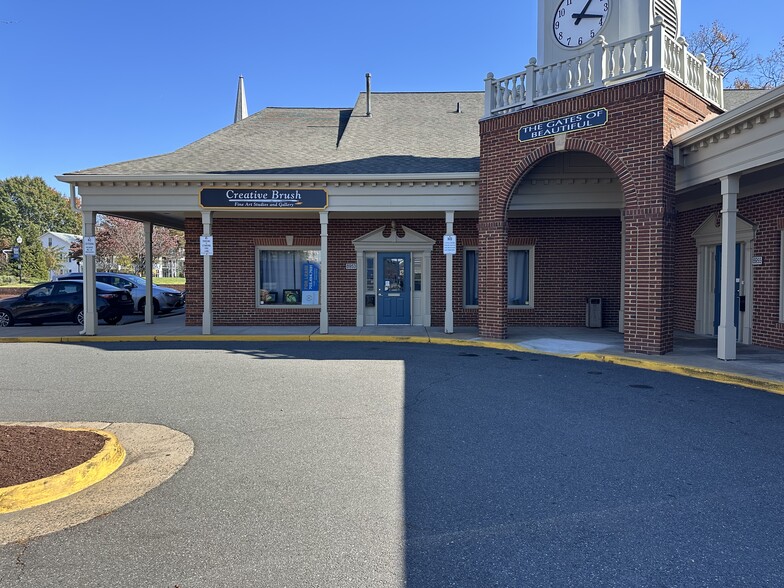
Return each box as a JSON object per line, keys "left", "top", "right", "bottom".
{"left": 0, "top": 1, "right": 779, "bottom": 194}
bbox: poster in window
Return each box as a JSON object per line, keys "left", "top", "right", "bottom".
{"left": 283, "top": 289, "right": 301, "bottom": 304}
{"left": 302, "top": 262, "right": 320, "bottom": 305}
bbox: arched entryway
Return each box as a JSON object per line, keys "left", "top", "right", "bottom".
{"left": 484, "top": 151, "right": 625, "bottom": 334}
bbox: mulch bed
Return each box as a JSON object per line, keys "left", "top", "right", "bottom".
{"left": 0, "top": 425, "right": 106, "bottom": 487}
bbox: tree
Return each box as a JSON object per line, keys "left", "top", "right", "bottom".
{"left": 79, "top": 216, "right": 183, "bottom": 274}
{"left": 43, "top": 245, "right": 67, "bottom": 276}
{"left": 0, "top": 177, "right": 81, "bottom": 279}
{"left": 686, "top": 21, "right": 754, "bottom": 84}
{"left": 69, "top": 240, "right": 83, "bottom": 267}
{"left": 0, "top": 177, "right": 80, "bottom": 238}
{"left": 19, "top": 228, "right": 48, "bottom": 282}
{"left": 756, "top": 36, "right": 784, "bottom": 89}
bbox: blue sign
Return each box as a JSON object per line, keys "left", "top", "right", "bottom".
{"left": 302, "top": 262, "right": 320, "bottom": 291}
{"left": 200, "top": 187, "right": 328, "bottom": 210}
{"left": 518, "top": 108, "right": 608, "bottom": 143}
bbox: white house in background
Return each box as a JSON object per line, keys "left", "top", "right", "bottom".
{"left": 40, "top": 231, "right": 82, "bottom": 276}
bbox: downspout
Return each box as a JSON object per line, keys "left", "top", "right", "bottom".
{"left": 69, "top": 184, "right": 80, "bottom": 211}
{"left": 69, "top": 184, "right": 82, "bottom": 272}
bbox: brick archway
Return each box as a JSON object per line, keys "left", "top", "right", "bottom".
{"left": 497, "top": 138, "right": 637, "bottom": 218}
{"left": 479, "top": 139, "right": 636, "bottom": 341}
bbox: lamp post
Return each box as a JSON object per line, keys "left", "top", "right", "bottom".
{"left": 15, "top": 236, "right": 22, "bottom": 284}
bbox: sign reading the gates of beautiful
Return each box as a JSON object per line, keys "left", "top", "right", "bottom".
{"left": 199, "top": 187, "right": 328, "bottom": 210}
{"left": 518, "top": 108, "right": 608, "bottom": 143}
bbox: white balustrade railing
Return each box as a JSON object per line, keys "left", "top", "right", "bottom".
{"left": 485, "top": 16, "right": 724, "bottom": 118}
{"left": 603, "top": 34, "right": 651, "bottom": 82}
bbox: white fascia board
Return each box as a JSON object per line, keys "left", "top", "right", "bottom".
{"left": 56, "top": 172, "right": 480, "bottom": 185}
{"left": 672, "top": 85, "right": 784, "bottom": 146}
{"left": 67, "top": 173, "right": 481, "bottom": 215}
{"left": 676, "top": 123, "right": 784, "bottom": 191}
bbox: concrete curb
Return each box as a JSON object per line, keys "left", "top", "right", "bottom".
{"left": 1, "top": 333, "right": 782, "bottom": 395}
{"left": 0, "top": 422, "right": 193, "bottom": 546}
{"left": 570, "top": 352, "right": 784, "bottom": 395}
{"left": 0, "top": 428, "right": 126, "bottom": 514}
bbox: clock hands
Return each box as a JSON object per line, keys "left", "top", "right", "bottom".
{"left": 572, "top": 0, "right": 593, "bottom": 26}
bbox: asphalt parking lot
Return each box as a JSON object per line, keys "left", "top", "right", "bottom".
{"left": 2, "top": 340, "right": 784, "bottom": 587}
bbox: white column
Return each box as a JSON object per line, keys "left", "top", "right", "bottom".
{"left": 202, "top": 211, "right": 213, "bottom": 335}
{"left": 718, "top": 175, "right": 739, "bottom": 360}
{"left": 320, "top": 211, "right": 329, "bottom": 334}
{"left": 143, "top": 221, "right": 154, "bottom": 324}
{"left": 444, "top": 211, "right": 455, "bottom": 334}
{"left": 81, "top": 211, "right": 97, "bottom": 336}
{"left": 355, "top": 250, "right": 364, "bottom": 327}
{"left": 423, "top": 251, "right": 432, "bottom": 327}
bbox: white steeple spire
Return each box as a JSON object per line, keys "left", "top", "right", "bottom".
{"left": 234, "top": 75, "right": 248, "bottom": 123}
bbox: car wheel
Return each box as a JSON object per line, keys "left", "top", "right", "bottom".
{"left": 74, "top": 308, "right": 84, "bottom": 326}
{"left": 0, "top": 309, "right": 13, "bottom": 328}
{"left": 105, "top": 314, "right": 122, "bottom": 325}
{"left": 139, "top": 298, "right": 161, "bottom": 315}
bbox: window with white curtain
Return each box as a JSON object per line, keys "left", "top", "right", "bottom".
{"left": 780, "top": 230, "right": 784, "bottom": 322}
{"left": 508, "top": 247, "right": 534, "bottom": 307}
{"left": 256, "top": 248, "right": 321, "bottom": 307}
{"left": 463, "top": 247, "right": 535, "bottom": 307}
{"left": 464, "top": 249, "right": 478, "bottom": 306}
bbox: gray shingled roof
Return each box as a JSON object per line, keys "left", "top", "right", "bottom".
{"left": 66, "top": 92, "right": 483, "bottom": 176}
{"left": 723, "top": 89, "right": 772, "bottom": 111}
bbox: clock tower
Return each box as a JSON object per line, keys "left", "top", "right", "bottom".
{"left": 537, "top": 0, "right": 681, "bottom": 69}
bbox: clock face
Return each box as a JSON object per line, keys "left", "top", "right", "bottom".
{"left": 553, "top": 0, "right": 611, "bottom": 48}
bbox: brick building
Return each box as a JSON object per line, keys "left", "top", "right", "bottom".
{"left": 59, "top": 0, "right": 784, "bottom": 358}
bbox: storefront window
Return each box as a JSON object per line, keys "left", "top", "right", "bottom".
{"left": 463, "top": 247, "right": 534, "bottom": 307}
{"left": 413, "top": 258, "right": 422, "bottom": 292}
{"left": 257, "top": 248, "right": 321, "bottom": 306}
{"left": 508, "top": 247, "right": 534, "bottom": 307}
{"left": 464, "top": 249, "right": 478, "bottom": 306}
{"left": 780, "top": 230, "right": 784, "bottom": 323}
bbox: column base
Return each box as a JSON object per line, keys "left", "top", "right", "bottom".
{"left": 717, "top": 325, "right": 737, "bottom": 361}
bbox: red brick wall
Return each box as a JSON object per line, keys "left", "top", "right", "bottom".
{"left": 185, "top": 215, "right": 621, "bottom": 330}
{"left": 675, "top": 190, "right": 784, "bottom": 351}
{"left": 745, "top": 191, "right": 784, "bottom": 349}
{"left": 185, "top": 217, "right": 482, "bottom": 328}
{"left": 506, "top": 217, "right": 622, "bottom": 328}
{"left": 479, "top": 74, "right": 717, "bottom": 353}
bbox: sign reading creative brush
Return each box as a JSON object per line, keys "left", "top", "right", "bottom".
{"left": 518, "top": 108, "right": 608, "bottom": 143}
{"left": 199, "top": 187, "right": 328, "bottom": 210}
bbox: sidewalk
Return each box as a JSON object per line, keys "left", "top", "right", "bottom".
{"left": 2, "top": 311, "right": 783, "bottom": 392}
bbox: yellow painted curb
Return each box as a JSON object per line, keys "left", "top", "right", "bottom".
{"left": 0, "top": 428, "right": 126, "bottom": 514}
{"left": 571, "top": 352, "right": 784, "bottom": 396}
{"left": 1, "top": 333, "right": 782, "bottom": 395}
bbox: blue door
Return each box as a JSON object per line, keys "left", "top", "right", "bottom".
{"left": 713, "top": 244, "right": 741, "bottom": 339}
{"left": 378, "top": 253, "right": 410, "bottom": 325}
